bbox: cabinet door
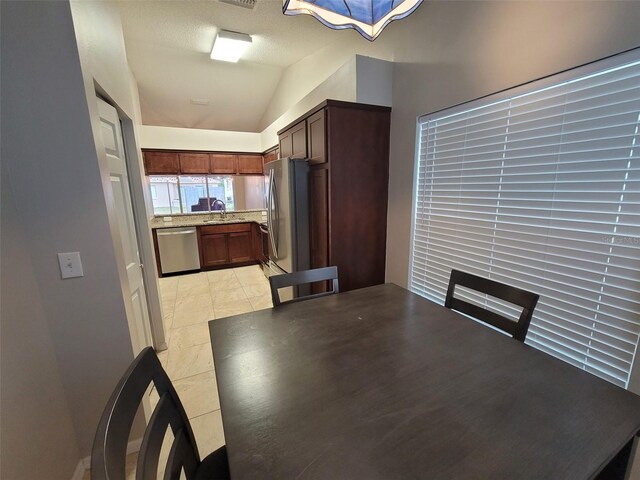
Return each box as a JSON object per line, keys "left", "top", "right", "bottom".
{"left": 307, "top": 110, "right": 326, "bottom": 165}
{"left": 210, "top": 154, "right": 237, "bottom": 174}
{"left": 262, "top": 149, "right": 278, "bottom": 166}
{"left": 201, "top": 234, "right": 229, "bottom": 267}
{"left": 228, "top": 232, "right": 253, "bottom": 263}
{"left": 309, "top": 168, "right": 329, "bottom": 293}
{"left": 251, "top": 223, "right": 263, "bottom": 261}
{"left": 143, "top": 151, "right": 179, "bottom": 174}
{"left": 179, "top": 153, "right": 210, "bottom": 174}
{"left": 279, "top": 121, "right": 306, "bottom": 158}
{"left": 279, "top": 130, "right": 293, "bottom": 158}
{"left": 291, "top": 121, "right": 307, "bottom": 158}
{"left": 237, "top": 154, "right": 264, "bottom": 174}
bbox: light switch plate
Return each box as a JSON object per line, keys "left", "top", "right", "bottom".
{"left": 58, "top": 252, "right": 84, "bottom": 279}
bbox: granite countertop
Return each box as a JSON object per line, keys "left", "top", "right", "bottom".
{"left": 150, "top": 210, "right": 267, "bottom": 229}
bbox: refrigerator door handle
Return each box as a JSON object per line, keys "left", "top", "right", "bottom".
{"left": 268, "top": 169, "right": 279, "bottom": 258}
{"left": 266, "top": 169, "right": 272, "bottom": 231}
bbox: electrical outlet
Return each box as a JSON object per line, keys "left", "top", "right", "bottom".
{"left": 57, "top": 252, "right": 84, "bottom": 279}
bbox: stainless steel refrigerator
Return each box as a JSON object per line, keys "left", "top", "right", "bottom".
{"left": 264, "top": 157, "right": 310, "bottom": 301}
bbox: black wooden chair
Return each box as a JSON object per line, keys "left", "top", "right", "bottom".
{"left": 269, "top": 266, "right": 339, "bottom": 307}
{"left": 444, "top": 269, "right": 539, "bottom": 342}
{"left": 91, "top": 347, "right": 230, "bottom": 480}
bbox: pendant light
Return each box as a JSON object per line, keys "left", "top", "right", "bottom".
{"left": 282, "top": 0, "right": 423, "bottom": 41}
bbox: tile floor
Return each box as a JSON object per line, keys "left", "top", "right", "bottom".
{"left": 83, "top": 264, "right": 272, "bottom": 479}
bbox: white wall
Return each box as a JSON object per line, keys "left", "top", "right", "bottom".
{"left": 260, "top": 56, "right": 358, "bottom": 149}
{"left": 356, "top": 55, "right": 394, "bottom": 107}
{"left": 139, "top": 55, "right": 393, "bottom": 153}
{"left": 384, "top": 0, "right": 640, "bottom": 287}
{"left": 142, "top": 56, "right": 364, "bottom": 152}
{"left": 1, "top": 3, "right": 150, "bottom": 475}
{"left": 258, "top": 34, "right": 396, "bottom": 131}
{"left": 0, "top": 128, "right": 81, "bottom": 479}
{"left": 70, "top": 0, "right": 153, "bottom": 453}
{"left": 258, "top": 54, "right": 393, "bottom": 150}
{"left": 140, "top": 125, "right": 262, "bottom": 152}
{"left": 141, "top": 56, "right": 362, "bottom": 153}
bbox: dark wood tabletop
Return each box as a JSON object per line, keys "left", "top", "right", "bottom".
{"left": 208, "top": 283, "right": 640, "bottom": 479}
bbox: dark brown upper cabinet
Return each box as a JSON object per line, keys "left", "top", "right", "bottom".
{"left": 263, "top": 148, "right": 279, "bottom": 166}
{"left": 143, "top": 149, "right": 273, "bottom": 176}
{"left": 210, "top": 154, "right": 237, "bottom": 174}
{"left": 307, "top": 109, "right": 326, "bottom": 165}
{"left": 143, "top": 151, "right": 180, "bottom": 174}
{"left": 178, "top": 153, "right": 210, "bottom": 174}
{"left": 237, "top": 154, "right": 264, "bottom": 175}
{"left": 291, "top": 121, "right": 307, "bottom": 158}
{"left": 279, "top": 121, "right": 307, "bottom": 159}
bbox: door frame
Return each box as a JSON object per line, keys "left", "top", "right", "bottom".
{"left": 119, "top": 115, "right": 166, "bottom": 351}
{"left": 95, "top": 86, "right": 166, "bottom": 352}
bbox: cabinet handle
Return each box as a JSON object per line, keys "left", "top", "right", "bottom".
{"left": 157, "top": 229, "right": 196, "bottom": 236}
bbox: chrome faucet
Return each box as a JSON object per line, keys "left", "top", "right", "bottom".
{"left": 212, "top": 199, "right": 226, "bottom": 217}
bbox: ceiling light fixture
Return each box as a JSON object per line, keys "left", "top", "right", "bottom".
{"left": 210, "top": 30, "right": 252, "bottom": 62}
{"left": 282, "top": 0, "right": 423, "bottom": 41}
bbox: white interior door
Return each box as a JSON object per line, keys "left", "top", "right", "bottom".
{"left": 97, "top": 97, "right": 152, "bottom": 355}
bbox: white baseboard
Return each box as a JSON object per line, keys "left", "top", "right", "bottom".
{"left": 76, "top": 437, "right": 143, "bottom": 477}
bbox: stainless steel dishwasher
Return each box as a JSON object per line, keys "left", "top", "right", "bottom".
{"left": 156, "top": 227, "right": 200, "bottom": 275}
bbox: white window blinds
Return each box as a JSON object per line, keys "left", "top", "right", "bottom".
{"left": 410, "top": 52, "right": 640, "bottom": 388}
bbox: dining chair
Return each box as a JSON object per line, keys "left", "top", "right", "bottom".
{"left": 444, "top": 269, "right": 539, "bottom": 342}
{"left": 269, "top": 266, "right": 339, "bottom": 306}
{"left": 92, "top": 347, "right": 230, "bottom": 480}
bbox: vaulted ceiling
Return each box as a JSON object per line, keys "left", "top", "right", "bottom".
{"left": 118, "top": 0, "right": 364, "bottom": 132}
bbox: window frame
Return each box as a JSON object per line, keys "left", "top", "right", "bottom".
{"left": 409, "top": 47, "right": 640, "bottom": 392}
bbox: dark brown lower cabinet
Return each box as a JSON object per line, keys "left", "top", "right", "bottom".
{"left": 251, "top": 223, "right": 266, "bottom": 263}
{"left": 228, "top": 232, "right": 252, "bottom": 263}
{"left": 200, "top": 234, "right": 229, "bottom": 267}
{"left": 198, "top": 223, "right": 258, "bottom": 270}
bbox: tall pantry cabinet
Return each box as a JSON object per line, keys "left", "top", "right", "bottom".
{"left": 277, "top": 100, "right": 391, "bottom": 293}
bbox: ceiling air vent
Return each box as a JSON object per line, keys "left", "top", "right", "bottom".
{"left": 218, "top": 0, "right": 256, "bottom": 9}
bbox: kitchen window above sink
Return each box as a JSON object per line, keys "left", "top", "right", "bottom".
{"left": 149, "top": 174, "right": 265, "bottom": 215}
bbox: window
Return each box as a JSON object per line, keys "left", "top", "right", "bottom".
{"left": 410, "top": 50, "right": 640, "bottom": 388}
{"left": 149, "top": 176, "right": 179, "bottom": 215}
{"left": 149, "top": 175, "right": 264, "bottom": 215}
{"left": 179, "top": 175, "right": 209, "bottom": 213}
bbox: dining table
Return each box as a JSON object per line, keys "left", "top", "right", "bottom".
{"left": 208, "top": 283, "right": 640, "bottom": 479}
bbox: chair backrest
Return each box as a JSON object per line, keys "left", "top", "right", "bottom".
{"left": 269, "top": 266, "right": 339, "bottom": 307}
{"left": 444, "top": 269, "right": 539, "bottom": 342}
{"left": 92, "top": 347, "right": 201, "bottom": 480}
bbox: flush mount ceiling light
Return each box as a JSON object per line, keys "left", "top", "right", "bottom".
{"left": 282, "top": 0, "right": 423, "bottom": 41}
{"left": 210, "top": 30, "right": 252, "bottom": 62}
